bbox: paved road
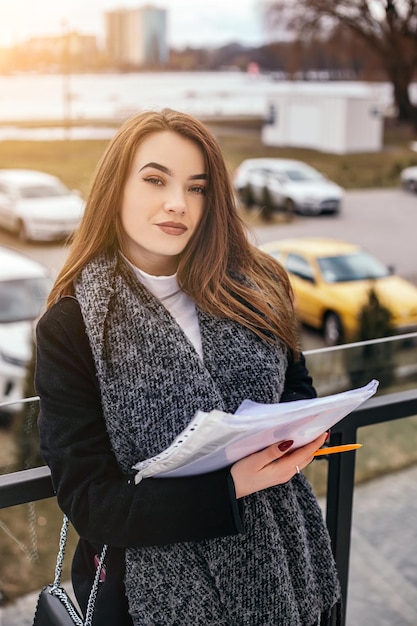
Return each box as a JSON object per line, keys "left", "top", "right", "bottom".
{"left": 2, "top": 464, "right": 417, "bottom": 625}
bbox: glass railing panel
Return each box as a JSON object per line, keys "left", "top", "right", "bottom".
{"left": 304, "top": 334, "right": 417, "bottom": 501}
{"left": 304, "top": 332, "right": 417, "bottom": 397}
{"left": 0, "top": 398, "right": 44, "bottom": 475}
{"left": 0, "top": 398, "right": 71, "bottom": 610}
{"left": 0, "top": 497, "right": 79, "bottom": 612}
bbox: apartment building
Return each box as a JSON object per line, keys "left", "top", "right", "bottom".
{"left": 105, "top": 5, "right": 168, "bottom": 67}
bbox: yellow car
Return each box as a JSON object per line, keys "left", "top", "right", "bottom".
{"left": 261, "top": 237, "right": 417, "bottom": 345}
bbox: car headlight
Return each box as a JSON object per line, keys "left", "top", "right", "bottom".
{"left": 0, "top": 350, "right": 29, "bottom": 368}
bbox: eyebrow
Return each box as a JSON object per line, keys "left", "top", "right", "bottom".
{"left": 138, "top": 161, "right": 207, "bottom": 180}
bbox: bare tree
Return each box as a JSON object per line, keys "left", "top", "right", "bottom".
{"left": 263, "top": 0, "right": 417, "bottom": 128}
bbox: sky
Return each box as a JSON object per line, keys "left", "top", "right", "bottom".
{"left": 0, "top": 0, "right": 267, "bottom": 48}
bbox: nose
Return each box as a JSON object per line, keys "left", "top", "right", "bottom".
{"left": 163, "top": 192, "right": 186, "bottom": 215}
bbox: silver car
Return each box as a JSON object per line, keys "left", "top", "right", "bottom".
{"left": 233, "top": 158, "right": 344, "bottom": 215}
{"left": 0, "top": 169, "right": 85, "bottom": 242}
{"left": 0, "top": 246, "right": 52, "bottom": 421}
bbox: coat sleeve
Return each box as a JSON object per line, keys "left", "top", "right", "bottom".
{"left": 35, "top": 298, "right": 244, "bottom": 549}
{"left": 280, "top": 352, "right": 317, "bottom": 403}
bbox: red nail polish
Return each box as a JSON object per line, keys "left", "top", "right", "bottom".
{"left": 278, "top": 440, "right": 294, "bottom": 452}
{"left": 325, "top": 431, "right": 330, "bottom": 442}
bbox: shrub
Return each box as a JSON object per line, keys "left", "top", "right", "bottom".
{"left": 345, "top": 287, "right": 395, "bottom": 389}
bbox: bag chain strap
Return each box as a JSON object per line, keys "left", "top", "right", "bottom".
{"left": 51, "top": 515, "right": 108, "bottom": 626}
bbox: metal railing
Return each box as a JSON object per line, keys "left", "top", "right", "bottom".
{"left": 1, "top": 368, "right": 417, "bottom": 625}
{"left": 324, "top": 387, "right": 417, "bottom": 625}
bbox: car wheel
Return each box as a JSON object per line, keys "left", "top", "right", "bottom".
{"left": 239, "top": 183, "right": 256, "bottom": 208}
{"left": 402, "top": 179, "right": 417, "bottom": 193}
{"left": 17, "top": 219, "right": 29, "bottom": 243}
{"left": 323, "top": 312, "right": 343, "bottom": 346}
{"left": 284, "top": 198, "right": 295, "bottom": 215}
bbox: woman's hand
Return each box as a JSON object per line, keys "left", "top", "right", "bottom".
{"left": 230, "top": 432, "right": 328, "bottom": 498}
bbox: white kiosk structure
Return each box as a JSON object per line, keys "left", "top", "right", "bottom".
{"left": 262, "top": 84, "right": 383, "bottom": 154}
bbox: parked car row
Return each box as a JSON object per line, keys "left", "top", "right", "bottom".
{"left": 261, "top": 237, "right": 417, "bottom": 345}
{"left": 0, "top": 169, "right": 85, "bottom": 242}
{"left": 0, "top": 162, "right": 412, "bottom": 245}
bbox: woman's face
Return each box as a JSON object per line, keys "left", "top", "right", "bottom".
{"left": 120, "top": 130, "right": 207, "bottom": 276}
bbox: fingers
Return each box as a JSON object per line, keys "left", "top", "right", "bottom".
{"left": 231, "top": 432, "right": 329, "bottom": 498}
{"left": 284, "top": 432, "right": 329, "bottom": 473}
{"left": 231, "top": 439, "right": 295, "bottom": 498}
{"left": 294, "top": 432, "right": 329, "bottom": 461}
{"left": 258, "top": 432, "right": 327, "bottom": 472}
{"left": 292, "top": 433, "right": 328, "bottom": 458}
{"left": 260, "top": 438, "right": 294, "bottom": 467}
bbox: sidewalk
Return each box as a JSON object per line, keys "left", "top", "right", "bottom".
{"left": 1, "top": 465, "right": 417, "bottom": 625}
{"left": 346, "top": 464, "right": 417, "bottom": 625}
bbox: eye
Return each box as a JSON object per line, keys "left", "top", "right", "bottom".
{"left": 144, "top": 176, "right": 163, "bottom": 186}
{"left": 189, "top": 184, "right": 206, "bottom": 195}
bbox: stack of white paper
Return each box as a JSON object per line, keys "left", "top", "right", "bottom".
{"left": 133, "top": 379, "right": 378, "bottom": 483}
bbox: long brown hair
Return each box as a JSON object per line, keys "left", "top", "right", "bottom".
{"left": 48, "top": 108, "right": 299, "bottom": 356}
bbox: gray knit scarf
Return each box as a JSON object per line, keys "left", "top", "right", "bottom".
{"left": 75, "top": 251, "right": 340, "bottom": 626}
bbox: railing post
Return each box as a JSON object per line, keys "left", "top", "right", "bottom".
{"left": 325, "top": 430, "right": 358, "bottom": 626}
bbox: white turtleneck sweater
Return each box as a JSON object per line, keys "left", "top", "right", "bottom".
{"left": 123, "top": 257, "right": 203, "bottom": 360}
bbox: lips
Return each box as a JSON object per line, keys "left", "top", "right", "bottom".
{"left": 156, "top": 221, "right": 188, "bottom": 236}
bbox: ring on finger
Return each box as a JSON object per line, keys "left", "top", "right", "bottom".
{"left": 295, "top": 465, "right": 300, "bottom": 474}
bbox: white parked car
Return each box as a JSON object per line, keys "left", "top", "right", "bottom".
{"left": 400, "top": 165, "right": 417, "bottom": 192}
{"left": 0, "top": 246, "right": 52, "bottom": 421}
{"left": 233, "top": 158, "right": 344, "bottom": 215}
{"left": 0, "top": 169, "right": 85, "bottom": 242}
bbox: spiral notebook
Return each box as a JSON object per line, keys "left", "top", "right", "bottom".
{"left": 133, "top": 379, "right": 378, "bottom": 483}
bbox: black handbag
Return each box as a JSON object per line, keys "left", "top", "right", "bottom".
{"left": 33, "top": 516, "right": 107, "bottom": 626}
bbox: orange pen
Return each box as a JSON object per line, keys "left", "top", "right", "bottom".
{"left": 313, "top": 443, "right": 363, "bottom": 457}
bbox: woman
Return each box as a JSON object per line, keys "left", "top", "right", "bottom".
{"left": 35, "top": 108, "right": 341, "bottom": 625}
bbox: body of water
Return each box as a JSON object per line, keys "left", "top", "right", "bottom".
{"left": 0, "top": 71, "right": 405, "bottom": 123}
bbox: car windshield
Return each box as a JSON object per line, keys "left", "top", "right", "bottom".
{"left": 18, "top": 183, "right": 69, "bottom": 198}
{"left": 283, "top": 168, "right": 324, "bottom": 182}
{"left": 0, "top": 277, "right": 52, "bottom": 323}
{"left": 317, "top": 252, "right": 390, "bottom": 283}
